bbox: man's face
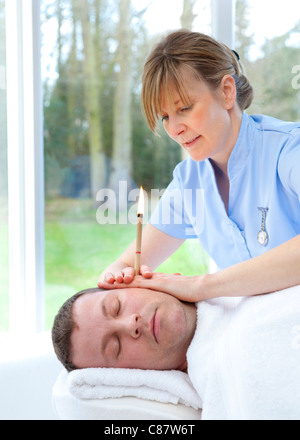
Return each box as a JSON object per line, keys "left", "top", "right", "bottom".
{"left": 70, "top": 288, "right": 197, "bottom": 371}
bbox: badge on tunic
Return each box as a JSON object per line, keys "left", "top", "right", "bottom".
{"left": 257, "top": 207, "right": 269, "bottom": 246}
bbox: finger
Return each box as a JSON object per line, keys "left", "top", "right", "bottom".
{"left": 140, "top": 265, "right": 153, "bottom": 279}
{"left": 113, "top": 274, "right": 144, "bottom": 288}
{"left": 104, "top": 272, "right": 115, "bottom": 284}
{"left": 123, "top": 267, "right": 135, "bottom": 284}
{"left": 115, "top": 272, "right": 124, "bottom": 284}
{"left": 97, "top": 281, "right": 118, "bottom": 290}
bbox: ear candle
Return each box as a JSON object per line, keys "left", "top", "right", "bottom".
{"left": 134, "top": 186, "right": 144, "bottom": 276}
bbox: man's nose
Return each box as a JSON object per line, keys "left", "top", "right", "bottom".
{"left": 120, "top": 314, "right": 141, "bottom": 338}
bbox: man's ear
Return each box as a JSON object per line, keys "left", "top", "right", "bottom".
{"left": 220, "top": 74, "right": 237, "bottom": 110}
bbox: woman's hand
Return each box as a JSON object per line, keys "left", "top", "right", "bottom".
{"left": 99, "top": 264, "right": 153, "bottom": 285}
{"left": 98, "top": 271, "right": 205, "bottom": 303}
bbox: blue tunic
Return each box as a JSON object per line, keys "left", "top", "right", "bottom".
{"left": 150, "top": 113, "right": 300, "bottom": 270}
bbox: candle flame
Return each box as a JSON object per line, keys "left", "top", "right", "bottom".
{"left": 137, "top": 186, "right": 144, "bottom": 215}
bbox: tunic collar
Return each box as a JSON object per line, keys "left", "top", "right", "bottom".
{"left": 227, "top": 112, "right": 253, "bottom": 181}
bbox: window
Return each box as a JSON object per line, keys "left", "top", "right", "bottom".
{"left": 41, "top": 0, "right": 212, "bottom": 330}
{"left": 0, "top": 0, "right": 8, "bottom": 334}
{"left": 235, "top": 0, "right": 300, "bottom": 121}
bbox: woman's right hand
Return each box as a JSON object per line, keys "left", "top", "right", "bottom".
{"left": 98, "top": 224, "right": 185, "bottom": 286}
{"left": 99, "top": 264, "right": 153, "bottom": 285}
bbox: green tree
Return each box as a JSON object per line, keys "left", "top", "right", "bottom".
{"left": 108, "top": 0, "right": 133, "bottom": 210}
{"left": 235, "top": 1, "right": 300, "bottom": 121}
{"left": 254, "top": 25, "right": 300, "bottom": 121}
{"left": 43, "top": 0, "right": 88, "bottom": 198}
{"left": 78, "top": 0, "right": 106, "bottom": 199}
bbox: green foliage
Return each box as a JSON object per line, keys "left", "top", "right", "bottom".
{"left": 249, "top": 34, "right": 300, "bottom": 121}
{"left": 236, "top": 1, "right": 300, "bottom": 121}
{"left": 42, "top": 0, "right": 184, "bottom": 197}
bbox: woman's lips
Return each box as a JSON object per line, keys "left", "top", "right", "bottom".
{"left": 184, "top": 135, "right": 201, "bottom": 148}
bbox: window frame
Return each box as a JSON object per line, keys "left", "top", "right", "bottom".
{"left": 211, "top": 0, "right": 236, "bottom": 48}
{"left": 6, "top": 0, "right": 45, "bottom": 334}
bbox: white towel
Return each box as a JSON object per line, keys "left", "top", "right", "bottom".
{"left": 67, "top": 367, "right": 202, "bottom": 410}
{"left": 187, "top": 285, "right": 300, "bottom": 420}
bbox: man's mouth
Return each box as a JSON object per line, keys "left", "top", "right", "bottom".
{"left": 151, "top": 310, "right": 159, "bottom": 343}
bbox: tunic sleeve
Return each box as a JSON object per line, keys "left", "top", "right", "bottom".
{"left": 149, "top": 164, "right": 199, "bottom": 239}
{"left": 278, "top": 128, "right": 300, "bottom": 202}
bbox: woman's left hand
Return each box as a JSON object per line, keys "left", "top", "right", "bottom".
{"left": 97, "top": 271, "right": 205, "bottom": 303}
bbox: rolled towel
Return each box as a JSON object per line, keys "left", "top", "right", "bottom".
{"left": 67, "top": 367, "right": 202, "bottom": 410}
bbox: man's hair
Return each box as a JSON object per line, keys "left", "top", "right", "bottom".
{"left": 51, "top": 287, "right": 101, "bottom": 372}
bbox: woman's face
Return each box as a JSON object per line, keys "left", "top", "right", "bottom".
{"left": 159, "top": 68, "right": 241, "bottom": 165}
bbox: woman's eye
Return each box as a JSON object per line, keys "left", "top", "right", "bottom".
{"left": 181, "top": 105, "right": 192, "bottom": 112}
{"left": 161, "top": 115, "right": 168, "bottom": 122}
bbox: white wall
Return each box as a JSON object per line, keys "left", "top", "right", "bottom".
{"left": 0, "top": 332, "right": 62, "bottom": 420}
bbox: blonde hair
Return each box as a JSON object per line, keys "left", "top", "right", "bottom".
{"left": 142, "top": 30, "right": 254, "bottom": 133}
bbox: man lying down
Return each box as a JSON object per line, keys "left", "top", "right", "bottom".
{"left": 52, "top": 284, "right": 300, "bottom": 420}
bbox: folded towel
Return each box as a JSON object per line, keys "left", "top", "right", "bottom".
{"left": 187, "top": 285, "right": 300, "bottom": 420}
{"left": 67, "top": 367, "right": 202, "bottom": 410}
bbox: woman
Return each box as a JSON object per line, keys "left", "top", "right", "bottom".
{"left": 98, "top": 30, "right": 300, "bottom": 302}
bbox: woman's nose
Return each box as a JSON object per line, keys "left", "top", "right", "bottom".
{"left": 168, "top": 120, "right": 185, "bottom": 139}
